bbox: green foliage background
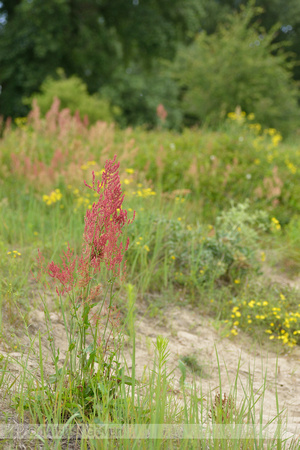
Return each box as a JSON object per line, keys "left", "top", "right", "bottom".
{"left": 25, "top": 70, "right": 118, "bottom": 124}
{"left": 0, "top": 0, "right": 299, "bottom": 133}
{"left": 172, "top": 6, "right": 300, "bottom": 134}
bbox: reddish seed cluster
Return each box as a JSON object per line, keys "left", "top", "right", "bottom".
{"left": 37, "top": 155, "right": 134, "bottom": 295}
{"left": 156, "top": 103, "right": 168, "bottom": 122}
{"left": 48, "top": 245, "right": 76, "bottom": 295}
{"left": 82, "top": 155, "right": 135, "bottom": 278}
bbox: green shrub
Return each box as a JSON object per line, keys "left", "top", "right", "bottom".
{"left": 24, "top": 69, "right": 119, "bottom": 124}
{"left": 175, "top": 202, "right": 268, "bottom": 287}
{"left": 173, "top": 4, "right": 300, "bottom": 135}
{"left": 126, "top": 201, "right": 267, "bottom": 292}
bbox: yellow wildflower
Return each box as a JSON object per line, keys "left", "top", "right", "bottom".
{"left": 272, "top": 134, "right": 282, "bottom": 147}
{"left": 271, "top": 217, "right": 281, "bottom": 231}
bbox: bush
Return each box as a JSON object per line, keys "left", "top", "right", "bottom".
{"left": 24, "top": 70, "right": 118, "bottom": 124}
{"left": 172, "top": 4, "right": 300, "bottom": 135}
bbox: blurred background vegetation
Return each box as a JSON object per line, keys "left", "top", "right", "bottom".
{"left": 0, "top": 0, "right": 299, "bottom": 135}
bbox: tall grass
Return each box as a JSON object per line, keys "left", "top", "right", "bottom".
{"left": 1, "top": 334, "right": 299, "bottom": 448}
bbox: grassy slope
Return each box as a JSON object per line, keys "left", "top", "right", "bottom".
{"left": 0, "top": 106, "right": 300, "bottom": 448}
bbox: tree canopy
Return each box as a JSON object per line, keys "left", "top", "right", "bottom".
{"left": 173, "top": 5, "right": 299, "bottom": 134}
{"left": 0, "top": 0, "right": 299, "bottom": 133}
{"left": 0, "top": 0, "right": 203, "bottom": 118}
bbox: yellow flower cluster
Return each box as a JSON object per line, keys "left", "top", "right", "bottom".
{"left": 271, "top": 217, "right": 281, "bottom": 231}
{"left": 174, "top": 271, "right": 184, "bottom": 281}
{"left": 262, "top": 128, "right": 283, "bottom": 147}
{"left": 285, "top": 159, "right": 297, "bottom": 174}
{"left": 133, "top": 188, "right": 156, "bottom": 198}
{"left": 227, "top": 111, "right": 246, "bottom": 122}
{"left": 134, "top": 237, "right": 150, "bottom": 252}
{"left": 7, "top": 250, "right": 21, "bottom": 258}
{"left": 81, "top": 160, "right": 96, "bottom": 170}
{"left": 123, "top": 178, "right": 133, "bottom": 185}
{"left": 43, "top": 189, "right": 62, "bottom": 206}
{"left": 135, "top": 236, "right": 143, "bottom": 246}
{"left": 15, "top": 117, "right": 27, "bottom": 130}
{"left": 271, "top": 134, "right": 282, "bottom": 147}
{"left": 175, "top": 197, "right": 185, "bottom": 204}
{"left": 249, "top": 123, "right": 262, "bottom": 133}
{"left": 67, "top": 185, "right": 95, "bottom": 212}
{"left": 264, "top": 128, "right": 277, "bottom": 136}
{"left": 228, "top": 294, "right": 300, "bottom": 347}
{"left": 227, "top": 110, "right": 284, "bottom": 155}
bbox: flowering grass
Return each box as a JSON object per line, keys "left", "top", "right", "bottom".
{"left": 1, "top": 102, "right": 300, "bottom": 222}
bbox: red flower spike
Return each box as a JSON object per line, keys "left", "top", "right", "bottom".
{"left": 82, "top": 155, "right": 133, "bottom": 280}
{"left": 38, "top": 155, "right": 134, "bottom": 294}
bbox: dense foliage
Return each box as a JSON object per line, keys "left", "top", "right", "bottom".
{"left": 173, "top": 6, "right": 300, "bottom": 134}
{"left": 25, "top": 70, "right": 118, "bottom": 124}
{"left": 0, "top": 1, "right": 299, "bottom": 131}
{"left": 0, "top": 0, "right": 202, "bottom": 119}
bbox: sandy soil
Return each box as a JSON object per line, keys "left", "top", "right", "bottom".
{"left": 1, "top": 270, "right": 300, "bottom": 446}
{"left": 129, "top": 303, "right": 300, "bottom": 437}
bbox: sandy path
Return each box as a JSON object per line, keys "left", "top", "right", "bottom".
{"left": 125, "top": 303, "right": 300, "bottom": 439}
{"left": 1, "top": 285, "right": 300, "bottom": 445}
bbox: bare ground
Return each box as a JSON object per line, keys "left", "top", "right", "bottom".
{"left": 1, "top": 268, "right": 300, "bottom": 446}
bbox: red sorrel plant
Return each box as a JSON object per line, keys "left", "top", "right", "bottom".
{"left": 35, "top": 155, "right": 135, "bottom": 420}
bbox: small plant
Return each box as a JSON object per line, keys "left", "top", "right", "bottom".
{"left": 22, "top": 155, "right": 136, "bottom": 423}
{"left": 179, "top": 354, "right": 208, "bottom": 378}
{"left": 209, "top": 392, "right": 238, "bottom": 424}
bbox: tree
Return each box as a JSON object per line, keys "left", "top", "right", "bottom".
{"left": 0, "top": 0, "right": 203, "bottom": 119}
{"left": 172, "top": 5, "right": 300, "bottom": 134}
{"left": 197, "top": 0, "right": 300, "bottom": 81}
